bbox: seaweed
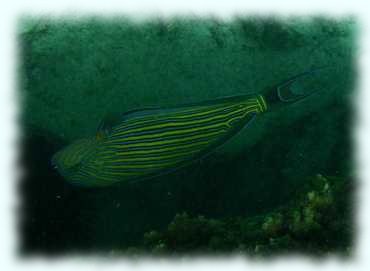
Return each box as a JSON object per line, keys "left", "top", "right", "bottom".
{"left": 122, "top": 174, "right": 354, "bottom": 257}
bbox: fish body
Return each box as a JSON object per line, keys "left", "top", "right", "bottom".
{"left": 52, "top": 94, "right": 267, "bottom": 186}
{"left": 52, "top": 69, "right": 323, "bottom": 187}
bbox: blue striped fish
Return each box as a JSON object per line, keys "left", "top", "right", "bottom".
{"left": 52, "top": 70, "right": 320, "bottom": 187}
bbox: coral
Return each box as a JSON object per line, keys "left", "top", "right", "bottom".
{"left": 288, "top": 174, "right": 336, "bottom": 238}
{"left": 130, "top": 174, "right": 353, "bottom": 256}
{"left": 262, "top": 213, "right": 283, "bottom": 237}
{"left": 142, "top": 213, "right": 227, "bottom": 254}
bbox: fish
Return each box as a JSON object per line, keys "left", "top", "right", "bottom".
{"left": 52, "top": 69, "right": 322, "bottom": 187}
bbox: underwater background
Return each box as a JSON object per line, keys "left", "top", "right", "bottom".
{"left": 18, "top": 16, "right": 356, "bottom": 256}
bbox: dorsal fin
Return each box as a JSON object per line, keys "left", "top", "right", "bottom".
{"left": 96, "top": 106, "right": 161, "bottom": 140}
{"left": 95, "top": 94, "right": 259, "bottom": 140}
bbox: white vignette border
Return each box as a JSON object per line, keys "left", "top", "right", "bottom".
{"left": 0, "top": 1, "right": 369, "bottom": 271}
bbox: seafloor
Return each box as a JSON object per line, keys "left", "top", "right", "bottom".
{"left": 18, "top": 16, "right": 356, "bottom": 256}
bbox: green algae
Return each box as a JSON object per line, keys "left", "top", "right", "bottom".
{"left": 122, "top": 174, "right": 354, "bottom": 256}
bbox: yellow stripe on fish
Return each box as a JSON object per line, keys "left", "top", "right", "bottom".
{"left": 52, "top": 94, "right": 268, "bottom": 187}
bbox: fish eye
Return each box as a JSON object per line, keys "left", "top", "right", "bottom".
{"left": 50, "top": 158, "right": 58, "bottom": 169}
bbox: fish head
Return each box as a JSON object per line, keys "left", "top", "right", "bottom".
{"left": 51, "top": 138, "right": 98, "bottom": 184}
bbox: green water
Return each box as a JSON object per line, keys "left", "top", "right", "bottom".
{"left": 19, "top": 16, "right": 356, "bottom": 255}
